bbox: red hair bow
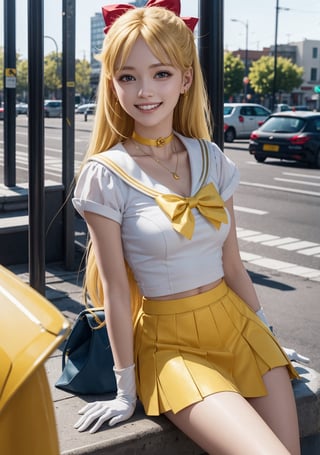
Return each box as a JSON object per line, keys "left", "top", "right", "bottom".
{"left": 102, "top": 0, "right": 198, "bottom": 34}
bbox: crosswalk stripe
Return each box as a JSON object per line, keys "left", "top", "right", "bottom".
{"left": 237, "top": 228, "right": 320, "bottom": 260}
{"left": 261, "top": 237, "right": 299, "bottom": 246}
{"left": 278, "top": 241, "right": 318, "bottom": 251}
{"left": 240, "top": 252, "right": 320, "bottom": 282}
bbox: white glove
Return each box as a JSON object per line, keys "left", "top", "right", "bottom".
{"left": 255, "top": 308, "right": 311, "bottom": 365}
{"left": 74, "top": 364, "right": 136, "bottom": 433}
{"left": 282, "top": 347, "right": 310, "bottom": 364}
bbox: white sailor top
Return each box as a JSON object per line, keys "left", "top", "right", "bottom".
{"left": 73, "top": 134, "right": 240, "bottom": 297}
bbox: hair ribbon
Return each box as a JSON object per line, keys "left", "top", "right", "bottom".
{"left": 102, "top": 0, "right": 198, "bottom": 34}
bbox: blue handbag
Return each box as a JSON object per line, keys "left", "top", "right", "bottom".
{"left": 55, "top": 307, "right": 116, "bottom": 394}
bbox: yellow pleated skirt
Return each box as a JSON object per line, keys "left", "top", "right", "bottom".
{"left": 134, "top": 280, "right": 299, "bottom": 416}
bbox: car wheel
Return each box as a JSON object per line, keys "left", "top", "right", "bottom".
{"left": 254, "top": 153, "right": 266, "bottom": 163}
{"left": 224, "top": 128, "right": 235, "bottom": 143}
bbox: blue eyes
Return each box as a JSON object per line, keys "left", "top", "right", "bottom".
{"left": 118, "top": 71, "right": 171, "bottom": 82}
{"left": 119, "top": 75, "right": 135, "bottom": 82}
{"left": 155, "top": 71, "right": 171, "bottom": 78}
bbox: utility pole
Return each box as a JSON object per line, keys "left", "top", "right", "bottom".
{"left": 199, "top": 0, "right": 224, "bottom": 150}
{"left": 28, "top": 0, "right": 46, "bottom": 294}
{"left": 3, "top": 0, "right": 16, "bottom": 187}
{"left": 62, "top": 0, "right": 76, "bottom": 269}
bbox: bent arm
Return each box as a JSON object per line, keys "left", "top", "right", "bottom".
{"left": 222, "top": 197, "right": 261, "bottom": 313}
{"left": 84, "top": 211, "right": 134, "bottom": 369}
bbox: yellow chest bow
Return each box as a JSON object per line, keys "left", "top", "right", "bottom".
{"left": 155, "top": 183, "right": 228, "bottom": 240}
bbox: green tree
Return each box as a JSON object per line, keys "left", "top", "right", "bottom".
{"left": 249, "top": 56, "right": 304, "bottom": 96}
{"left": 44, "top": 51, "right": 62, "bottom": 98}
{"left": 224, "top": 52, "right": 245, "bottom": 100}
{"left": 75, "top": 58, "right": 91, "bottom": 99}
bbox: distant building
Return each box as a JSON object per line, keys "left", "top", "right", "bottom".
{"left": 232, "top": 40, "right": 320, "bottom": 109}
{"left": 231, "top": 47, "right": 271, "bottom": 68}
{"left": 291, "top": 39, "right": 320, "bottom": 108}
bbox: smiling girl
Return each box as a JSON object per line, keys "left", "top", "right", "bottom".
{"left": 72, "top": 2, "right": 300, "bottom": 453}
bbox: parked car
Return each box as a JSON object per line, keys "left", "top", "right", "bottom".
{"left": 291, "top": 105, "right": 311, "bottom": 112}
{"left": 273, "top": 103, "right": 291, "bottom": 113}
{"left": 44, "top": 100, "right": 62, "bottom": 118}
{"left": 224, "top": 103, "right": 271, "bottom": 142}
{"left": 16, "top": 102, "right": 28, "bottom": 115}
{"left": 0, "top": 103, "right": 19, "bottom": 119}
{"left": 75, "top": 103, "right": 96, "bottom": 114}
{"left": 249, "top": 111, "right": 320, "bottom": 168}
{"left": 84, "top": 104, "right": 96, "bottom": 121}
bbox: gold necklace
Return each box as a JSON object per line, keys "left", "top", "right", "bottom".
{"left": 132, "top": 131, "right": 174, "bottom": 148}
{"left": 132, "top": 140, "right": 180, "bottom": 180}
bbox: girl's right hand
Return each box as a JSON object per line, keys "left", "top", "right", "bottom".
{"left": 74, "top": 364, "right": 137, "bottom": 433}
{"left": 74, "top": 396, "right": 136, "bottom": 433}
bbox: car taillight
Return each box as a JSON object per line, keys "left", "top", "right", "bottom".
{"left": 250, "top": 132, "right": 259, "bottom": 140}
{"left": 290, "top": 134, "right": 310, "bottom": 145}
{"left": 238, "top": 115, "right": 244, "bottom": 123}
{"left": 224, "top": 123, "right": 229, "bottom": 132}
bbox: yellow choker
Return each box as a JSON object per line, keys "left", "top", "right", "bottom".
{"left": 132, "top": 131, "right": 174, "bottom": 147}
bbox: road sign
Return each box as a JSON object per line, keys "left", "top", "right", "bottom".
{"left": 5, "top": 68, "right": 16, "bottom": 88}
{"left": 314, "top": 85, "right": 320, "bottom": 94}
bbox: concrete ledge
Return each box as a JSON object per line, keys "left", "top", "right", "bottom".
{"left": 46, "top": 354, "right": 320, "bottom": 455}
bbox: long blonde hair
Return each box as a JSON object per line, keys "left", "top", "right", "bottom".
{"left": 83, "top": 6, "right": 212, "bottom": 321}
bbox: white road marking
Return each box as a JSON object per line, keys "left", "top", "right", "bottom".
{"left": 240, "top": 181, "right": 320, "bottom": 197}
{"left": 234, "top": 206, "right": 268, "bottom": 215}
{"left": 282, "top": 172, "right": 320, "bottom": 180}
{"left": 240, "top": 252, "right": 320, "bottom": 282}
{"left": 274, "top": 177, "right": 320, "bottom": 187}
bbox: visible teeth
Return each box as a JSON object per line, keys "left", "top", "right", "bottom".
{"left": 137, "top": 104, "right": 159, "bottom": 111}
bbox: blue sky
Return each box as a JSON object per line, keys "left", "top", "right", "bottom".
{"left": 0, "top": 0, "right": 320, "bottom": 59}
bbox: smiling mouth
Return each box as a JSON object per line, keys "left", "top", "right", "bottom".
{"left": 135, "top": 103, "right": 162, "bottom": 111}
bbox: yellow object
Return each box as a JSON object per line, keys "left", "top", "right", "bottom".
{"left": 0, "top": 265, "right": 70, "bottom": 455}
{"left": 132, "top": 130, "right": 174, "bottom": 147}
{"left": 155, "top": 182, "right": 228, "bottom": 239}
{"left": 134, "top": 280, "right": 299, "bottom": 416}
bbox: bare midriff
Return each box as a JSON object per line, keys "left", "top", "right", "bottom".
{"left": 145, "top": 278, "right": 223, "bottom": 301}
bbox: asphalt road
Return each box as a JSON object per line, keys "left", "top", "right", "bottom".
{"left": 1, "top": 118, "right": 319, "bottom": 372}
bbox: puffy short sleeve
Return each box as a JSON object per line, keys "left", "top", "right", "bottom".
{"left": 209, "top": 142, "right": 240, "bottom": 201}
{"left": 72, "top": 161, "right": 125, "bottom": 224}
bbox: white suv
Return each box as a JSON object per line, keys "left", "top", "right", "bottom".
{"left": 224, "top": 103, "right": 271, "bottom": 142}
{"left": 44, "top": 100, "right": 62, "bottom": 118}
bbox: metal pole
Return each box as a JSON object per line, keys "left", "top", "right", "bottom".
{"left": 62, "top": 0, "right": 76, "bottom": 269}
{"left": 231, "top": 18, "right": 249, "bottom": 101}
{"left": 271, "top": 0, "right": 279, "bottom": 112}
{"left": 3, "top": 0, "right": 16, "bottom": 187}
{"left": 28, "top": 0, "right": 46, "bottom": 293}
{"left": 199, "top": 0, "right": 224, "bottom": 151}
{"left": 244, "top": 20, "right": 249, "bottom": 100}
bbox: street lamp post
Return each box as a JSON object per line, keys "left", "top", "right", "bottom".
{"left": 271, "top": 1, "right": 290, "bottom": 112}
{"left": 44, "top": 35, "right": 58, "bottom": 55}
{"left": 231, "top": 18, "right": 249, "bottom": 100}
{"left": 44, "top": 35, "right": 60, "bottom": 98}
